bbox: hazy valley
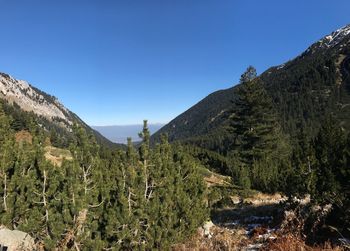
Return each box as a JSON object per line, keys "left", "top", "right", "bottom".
{"left": 92, "top": 124, "right": 165, "bottom": 143}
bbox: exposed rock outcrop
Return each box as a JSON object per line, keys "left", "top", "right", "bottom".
{"left": 0, "top": 226, "right": 35, "bottom": 251}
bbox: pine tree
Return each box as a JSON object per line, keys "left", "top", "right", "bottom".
{"left": 229, "top": 66, "right": 290, "bottom": 191}
{"left": 239, "top": 65, "right": 257, "bottom": 84}
{"left": 286, "top": 126, "right": 317, "bottom": 197}
{"left": 0, "top": 103, "right": 16, "bottom": 222}
{"left": 233, "top": 67, "right": 287, "bottom": 163}
{"left": 342, "top": 134, "right": 350, "bottom": 229}
{"left": 312, "top": 117, "right": 346, "bottom": 203}
{"left": 0, "top": 114, "right": 209, "bottom": 249}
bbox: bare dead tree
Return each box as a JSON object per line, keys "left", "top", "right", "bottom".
{"left": 3, "top": 173, "right": 8, "bottom": 211}
{"left": 82, "top": 164, "right": 93, "bottom": 196}
{"left": 34, "top": 169, "right": 49, "bottom": 236}
{"left": 128, "top": 187, "right": 136, "bottom": 216}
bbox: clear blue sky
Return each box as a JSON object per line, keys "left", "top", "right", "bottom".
{"left": 0, "top": 0, "right": 349, "bottom": 125}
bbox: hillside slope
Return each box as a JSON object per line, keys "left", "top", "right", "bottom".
{"left": 0, "top": 72, "right": 121, "bottom": 149}
{"left": 152, "top": 24, "right": 350, "bottom": 149}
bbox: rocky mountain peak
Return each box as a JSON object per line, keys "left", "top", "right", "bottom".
{"left": 304, "top": 24, "right": 350, "bottom": 55}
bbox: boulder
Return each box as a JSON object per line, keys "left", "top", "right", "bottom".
{"left": 203, "top": 221, "right": 214, "bottom": 238}
{"left": 230, "top": 195, "right": 241, "bottom": 204}
{"left": 0, "top": 227, "right": 35, "bottom": 251}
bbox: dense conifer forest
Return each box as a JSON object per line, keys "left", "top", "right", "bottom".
{"left": 0, "top": 104, "right": 208, "bottom": 249}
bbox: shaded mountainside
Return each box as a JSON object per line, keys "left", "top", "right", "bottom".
{"left": 152, "top": 24, "right": 350, "bottom": 150}
{"left": 0, "top": 72, "right": 122, "bottom": 149}
{"left": 155, "top": 87, "right": 237, "bottom": 141}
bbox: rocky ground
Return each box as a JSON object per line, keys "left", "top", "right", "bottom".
{"left": 173, "top": 194, "right": 348, "bottom": 251}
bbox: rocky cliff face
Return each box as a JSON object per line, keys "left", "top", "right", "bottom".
{"left": 0, "top": 72, "right": 121, "bottom": 149}
{"left": 0, "top": 72, "right": 73, "bottom": 127}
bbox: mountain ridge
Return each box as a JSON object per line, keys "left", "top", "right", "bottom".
{"left": 0, "top": 72, "right": 73, "bottom": 126}
{"left": 0, "top": 72, "right": 121, "bottom": 149}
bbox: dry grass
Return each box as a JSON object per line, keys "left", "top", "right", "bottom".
{"left": 172, "top": 226, "right": 247, "bottom": 251}
{"left": 44, "top": 146, "right": 72, "bottom": 166}
{"left": 204, "top": 173, "right": 232, "bottom": 187}
{"left": 243, "top": 192, "right": 286, "bottom": 205}
{"left": 15, "top": 130, "right": 33, "bottom": 144}
{"left": 173, "top": 229, "right": 345, "bottom": 251}
{"left": 262, "top": 234, "right": 344, "bottom": 251}
{"left": 14, "top": 131, "right": 72, "bottom": 166}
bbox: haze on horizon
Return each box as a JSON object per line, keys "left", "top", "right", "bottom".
{"left": 0, "top": 0, "right": 349, "bottom": 126}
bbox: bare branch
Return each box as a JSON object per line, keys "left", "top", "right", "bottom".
{"left": 88, "top": 199, "right": 105, "bottom": 208}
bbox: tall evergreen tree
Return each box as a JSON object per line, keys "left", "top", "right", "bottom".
{"left": 229, "top": 66, "right": 290, "bottom": 191}
{"left": 286, "top": 126, "right": 317, "bottom": 197}
{"left": 239, "top": 65, "right": 257, "bottom": 84}
{"left": 0, "top": 103, "right": 16, "bottom": 223}
{"left": 312, "top": 117, "right": 347, "bottom": 204}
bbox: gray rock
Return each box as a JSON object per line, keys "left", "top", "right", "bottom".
{"left": 0, "top": 228, "right": 35, "bottom": 251}
{"left": 203, "top": 221, "right": 214, "bottom": 238}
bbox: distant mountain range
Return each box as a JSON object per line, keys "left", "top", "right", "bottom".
{"left": 152, "top": 24, "right": 350, "bottom": 150}
{"left": 92, "top": 124, "right": 165, "bottom": 144}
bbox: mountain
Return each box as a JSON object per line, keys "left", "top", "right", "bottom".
{"left": 152, "top": 24, "right": 350, "bottom": 150}
{"left": 92, "top": 123, "right": 165, "bottom": 144}
{"left": 0, "top": 72, "right": 120, "bottom": 149}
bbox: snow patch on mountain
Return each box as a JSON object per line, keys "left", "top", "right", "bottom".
{"left": 322, "top": 25, "right": 350, "bottom": 47}
{"left": 314, "top": 24, "right": 350, "bottom": 50}
{"left": 297, "top": 24, "right": 350, "bottom": 59}
{"left": 0, "top": 73, "right": 72, "bottom": 126}
{"left": 277, "top": 64, "right": 285, "bottom": 70}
